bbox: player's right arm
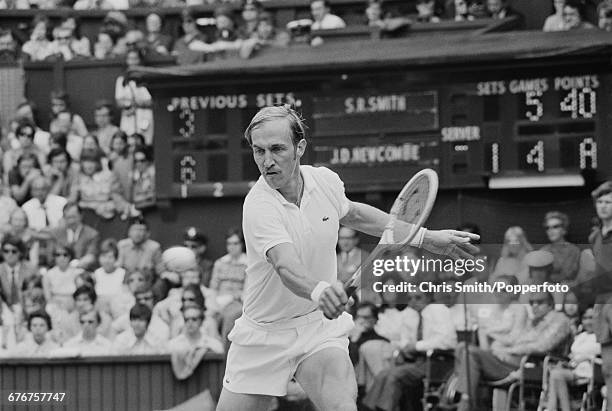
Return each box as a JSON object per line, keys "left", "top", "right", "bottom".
{"left": 267, "top": 243, "right": 348, "bottom": 319}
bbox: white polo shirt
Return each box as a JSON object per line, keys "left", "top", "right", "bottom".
{"left": 242, "top": 165, "right": 350, "bottom": 323}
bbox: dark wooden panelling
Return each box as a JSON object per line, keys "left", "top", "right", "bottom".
{"left": 0, "top": 354, "right": 225, "bottom": 411}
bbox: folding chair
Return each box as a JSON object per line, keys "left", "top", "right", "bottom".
{"left": 422, "top": 349, "right": 456, "bottom": 410}
{"left": 580, "top": 357, "right": 605, "bottom": 411}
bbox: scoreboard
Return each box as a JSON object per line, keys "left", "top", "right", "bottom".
{"left": 145, "top": 33, "right": 612, "bottom": 199}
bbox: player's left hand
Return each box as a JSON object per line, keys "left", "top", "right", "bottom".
{"left": 318, "top": 281, "right": 349, "bottom": 319}
{"left": 422, "top": 230, "right": 480, "bottom": 259}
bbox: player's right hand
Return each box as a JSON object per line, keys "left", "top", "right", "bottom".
{"left": 318, "top": 281, "right": 348, "bottom": 319}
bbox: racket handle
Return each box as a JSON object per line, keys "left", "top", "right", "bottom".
{"left": 323, "top": 285, "right": 358, "bottom": 320}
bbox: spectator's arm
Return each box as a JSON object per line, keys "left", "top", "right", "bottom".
{"left": 77, "top": 231, "right": 99, "bottom": 269}
{"left": 509, "top": 317, "right": 570, "bottom": 355}
{"left": 152, "top": 245, "right": 164, "bottom": 278}
{"left": 209, "top": 261, "right": 221, "bottom": 292}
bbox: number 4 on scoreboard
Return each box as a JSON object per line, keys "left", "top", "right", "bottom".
{"left": 526, "top": 140, "right": 545, "bottom": 172}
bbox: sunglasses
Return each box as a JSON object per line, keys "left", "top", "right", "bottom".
{"left": 80, "top": 319, "right": 96, "bottom": 324}
{"left": 181, "top": 296, "right": 196, "bottom": 302}
{"left": 56, "top": 35, "right": 71, "bottom": 40}
{"left": 18, "top": 132, "right": 34, "bottom": 138}
{"left": 2, "top": 248, "right": 19, "bottom": 254}
{"left": 55, "top": 252, "right": 69, "bottom": 257}
{"left": 182, "top": 19, "right": 195, "bottom": 23}
{"left": 134, "top": 157, "right": 147, "bottom": 163}
{"left": 546, "top": 224, "right": 563, "bottom": 230}
{"left": 184, "top": 316, "right": 202, "bottom": 322}
{"left": 529, "top": 299, "right": 548, "bottom": 306}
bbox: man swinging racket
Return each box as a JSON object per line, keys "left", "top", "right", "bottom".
{"left": 216, "top": 105, "right": 480, "bottom": 411}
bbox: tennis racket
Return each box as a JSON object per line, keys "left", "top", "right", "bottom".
{"left": 343, "top": 168, "right": 439, "bottom": 299}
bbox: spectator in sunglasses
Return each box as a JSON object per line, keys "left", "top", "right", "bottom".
{"left": 42, "top": 244, "right": 79, "bottom": 311}
{"left": 540, "top": 211, "right": 580, "bottom": 283}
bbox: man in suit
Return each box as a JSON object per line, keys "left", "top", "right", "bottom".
{"left": 0, "top": 236, "right": 38, "bottom": 310}
{"left": 50, "top": 202, "right": 99, "bottom": 270}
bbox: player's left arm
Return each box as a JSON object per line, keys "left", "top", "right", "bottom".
{"left": 340, "top": 200, "right": 480, "bottom": 259}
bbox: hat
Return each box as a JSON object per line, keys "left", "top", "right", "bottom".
{"left": 184, "top": 227, "right": 208, "bottom": 244}
{"left": 214, "top": 4, "right": 234, "bottom": 19}
{"left": 524, "top": 250, "right": 554, "bottom": 268}
{"left": 104, "top": 11, "right": 128, "bottom": 27}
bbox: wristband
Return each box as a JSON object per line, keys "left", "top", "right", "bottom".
{"left": 310, "top": 281, "right": 331, "bottom": 303}
{"left": 409, "top": 227, "right": 427, "bottom": 248}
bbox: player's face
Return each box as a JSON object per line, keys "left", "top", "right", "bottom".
{"left": 596, "top": 193, "right": 612, "bottom": 221}
{"left": 251, "top": 119, "right": 305, "bottom": 190}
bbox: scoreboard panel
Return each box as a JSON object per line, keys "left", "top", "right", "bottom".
{"left": 154, "top": 69, "right": 611, "bottom": 198}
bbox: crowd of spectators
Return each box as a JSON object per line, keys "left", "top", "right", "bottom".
{"left": 0, "top": 0, "right": 610, "bottom": 66}
{"left": 341, "top": 181, "right": 612, "bottom": 411}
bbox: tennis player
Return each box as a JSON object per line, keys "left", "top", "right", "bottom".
{"left": 216, "top": 105, "right": 480, "bottom": 411}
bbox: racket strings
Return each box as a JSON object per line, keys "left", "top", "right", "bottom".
{"left": 391, "top": 177, "right": 431, "bottom": 242}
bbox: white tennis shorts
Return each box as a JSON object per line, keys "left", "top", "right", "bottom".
{"left": 223, "top": 310, "right": 354, "bottom": 396}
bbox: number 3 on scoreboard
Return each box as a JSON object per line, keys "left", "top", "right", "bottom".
{"left": 526, "top": 140, "right": 544, "bottom": 172}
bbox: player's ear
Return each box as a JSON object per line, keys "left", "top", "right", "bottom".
{"left": 296, "top": 138, "right": 307, "bottom": 157}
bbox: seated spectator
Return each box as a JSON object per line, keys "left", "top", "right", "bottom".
{"left": 46, "top": 26, "right": 87, "bottom": 61}
{"left": 69, "top": 150, "right": 124, "bottom": 219}
{"left": 478, "top": 275, "right": 527, "bottom": 349}
{"left": 10, "top": 101, "right": 51, "bottom": 154}
{"left": 188, "top": 6, "right": 243, "bottom": 57}
{"left": 540, "top": 211, "right": 580, "bottom": 283}
{"left": 210, "top": 228, "right": 247, "bottom": 297}
{"left": 22, "top": 14, "right": 53, "bottom": 62}
{"left": 110, "top": 269, "right": 148, "bottom": 321}
{"left": 111, "top": 284, "right": 169, "bottom": 342}
{"left": 183, "top": 227, "right": 213, "bottom": 287}
{"left": 113, "top": 303, "right": 165, "bottom": 354}
{"left": 144, "top": 13, "right": 173, "bottom": 55}
{"left": 363, "top": 289, "right": 457, "bottom": 411}
{"left": 8, "top": 153, "right": 42, "bottom": 205}
{"left": 560, "top": 290, "right": 581, "bottom": 334}
{"left": 117, "top": 217, "right": 163, "bottom": 283}
{"left": 374, "top": 272, "right": 406, "bottom": 342}
{"left": 519, "top": 250, "right": 561, "bottom": 307}
{"left": 93, "top": 32, "right": 116, "bottom": 60}
{"left": 238, "top": 0, "right": 263, "bottom": 39}
{"left": 108, "top": 131, "right": 132, "bottom": 197}
{"left": 21, "top": 175, "right": 67, "bottom": 231}
{"left": 49, "top": 111, "right": 84, "bottom": 161}
{"left": 172, "top": 8, "right": 208, "bottom": 65}
{"left": 169, "top": 305, "right": 225, "bottom": 380}
{"left": 56, "top": 285, "right": 112, "bottom": 344}
{"left": 563, "top": 0, "right": 595, "bottom": 30}
{"left": 239, "top": 11, "right": 290, "bottom": 58}
{"left": 0, "top": 236, "right": 38, "bottom": 311}
{"left": 61, "top": 309, "right": 112, "bottom": 356}
{"left": 127, "top": 145, "right": 155, "bottom": 212}
{"left": 491, "top": 226, "right": 532, "bottom": 283}
{"left": 93, "top": 239, "right": 125, "bottom": 316}
{"left": 91, "top": 100, "right": 119, "bottom": 156}
{"left": 0, "top": 29, "right": 19, "bottom": 63}
{"left": 50, "top": 202, "right": 99, "bottom": 270}
{"left": 543, "top": 0, "right": 566, "bottom": 31}
{"left": 451, "top": 0, "right": 475, "bottom": 21}
{"left": 45, "top": 148, "right": 77, "bottom": 198}
{"left": 416, "top": 0, "right": 443, "bottom": 22}
{"left": 11, "top": 310, "right": 59, "bottom": 356}
{"left": 0, "top": 209, "right": 39, "bottom": 264}
{"left": 453, "top": 291, "right": 571, "bottom": 411}
{"left": 547, "top": 306, "right": 600, "bottom": 411}
{"left": 100, "top": 11, "right": 129, "bottom": 56}
{"left": 42, "top": 245, "right": 80, "bottom": 312}
{"left": 337, "top": 226, "right": 365, "bottom": 284}
{"left": 115, "top": 49, "right": 154, "bottom": 145}
{"left": 59, "top": 15, "right": 91, "bottom": 57}
{"left": 310, "top": 0, "right": 346, "bottom": 30}
{"left": 599, "top": 3, "right": 612, "bottom": 31}
{"left": 349, "top": 302, "right": 388, "bottom": 365}
{"left": 3, "top": 120, "right": 47, "bottom": 181}
{"left": 82, "top": 136, "right": 108, "bottom": 169}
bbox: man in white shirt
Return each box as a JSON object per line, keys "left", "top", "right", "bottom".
{"left": 363, "top": 290, "right": 457, "bottom": 411}
{"left": 310, "top": 0, "right": 347, "bottom": 30}
{"left": 112, "top": 286, "right": 170, "bottom": 342}
{"left": 216, "top": 105, "right": 479, "bottom": 411}
{"left": 62, "top": 309, "right": 113, "bottom": 356}
{"left": 21, "top": 176, "right": 66, "bottom": 230}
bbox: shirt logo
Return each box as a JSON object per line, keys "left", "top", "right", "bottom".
{"left": 225, "top": 378, "right": 230, "bottom": 383}
{"left": 322, "top": 216, "right": 329, "bottom": 221}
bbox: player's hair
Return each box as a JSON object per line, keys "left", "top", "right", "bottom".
{"left": 244, "top": 104, "right": 307, "bottom": 148}
{"left": 543, "top": 211, "right": 569, "bottom": 230}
